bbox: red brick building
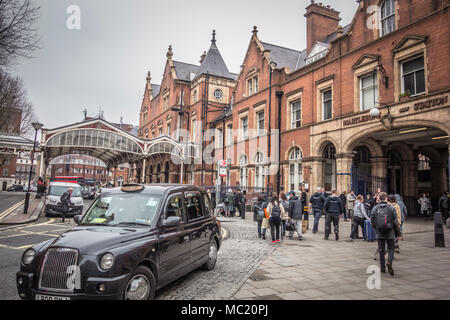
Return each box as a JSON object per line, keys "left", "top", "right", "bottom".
{"left": 137, "top": 1, "right": 449, "bottom": 214}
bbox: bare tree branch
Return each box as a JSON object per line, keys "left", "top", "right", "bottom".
{"left": 0, "top": 0, "right": 41, "bottom": 67}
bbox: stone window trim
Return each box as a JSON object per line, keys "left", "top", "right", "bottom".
{"left": 286, "top": 91, "right": 303, "bottom": 130}
{"left": 393, "top": 40, "right": 428, "bottom": 102}
{"left": 353, "top": 60, "right": 381, "bottom": 113}
{"left": 316, "top": 78, "right": 334, "bottom": 123}
{"left": 166, "top": 121, "right": 171, "bottom": 137}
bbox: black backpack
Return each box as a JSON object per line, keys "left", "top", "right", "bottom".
{"left": 375, "top": 204, "right": 394, "bottom": 233}
{"left": 271, "top": 204, "right": 281, "bottom": 219}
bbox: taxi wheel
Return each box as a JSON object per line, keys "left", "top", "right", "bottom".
{"left": 202, "top": 239, "right": 218, "bottom": 271}
{"left": 123, "top": 266, "right": 156, "bottom": 300}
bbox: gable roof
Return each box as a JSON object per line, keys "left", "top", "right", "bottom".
{"left": 261, "top": 42, "right": 307, "bottom": 72}
{"left": 172, "top": 61, "right": 200, "bottom": 82}
{"left": 323, "top": 24, "right": 351, "bottom": 44}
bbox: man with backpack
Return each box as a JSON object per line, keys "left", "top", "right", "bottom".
{"left": 60, "top": 188, "right": 73, "bottom": 223}
{"left": 288, "top": 191, "right": 304, "bottom": 240}
{"left": 310, "top": 187, "right": 326, "bottom": 234}
{"left": 266, "top": 197, "right": 286, "bottom": 243}
{"left": 323, "top": 188, "right": 344, "bottom": 240}
{"left": 371, "top": 192, "right": 401, "bottom": 276}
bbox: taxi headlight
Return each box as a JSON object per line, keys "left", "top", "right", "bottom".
{"left": 99, "top": 253, "right": 114, "bottom": 270}
{"left": 22, "top": 249, "right": 36, "bottom": 265}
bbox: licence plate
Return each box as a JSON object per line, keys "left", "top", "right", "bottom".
{"left": 35, "top": 294, "right": 70, "bottom": 300}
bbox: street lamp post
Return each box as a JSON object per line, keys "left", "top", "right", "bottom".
{"left": 24, "top": 122, "right": 43, "bottom": 214}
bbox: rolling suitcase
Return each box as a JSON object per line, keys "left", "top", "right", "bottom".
{"left": 364, "top": 220, "right": 376, "bottom": 242}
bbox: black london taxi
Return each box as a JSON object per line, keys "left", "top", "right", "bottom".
{"left": 17, "top": 184, "right": 222, "bottom": 300}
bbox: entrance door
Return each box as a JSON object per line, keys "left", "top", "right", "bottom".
{"left": 2, "top": 181, "right": 7, "bottom": 191}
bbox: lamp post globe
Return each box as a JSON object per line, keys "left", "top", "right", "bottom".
{"left": 370, "top": 107, "right": 380, "bottom": 118}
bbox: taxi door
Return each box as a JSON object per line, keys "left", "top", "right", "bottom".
{"left": 183, "top": 191, "right": 211, "bottom": 267}
{"left": 158, "top": 193, "right": 192, "bottom": 286}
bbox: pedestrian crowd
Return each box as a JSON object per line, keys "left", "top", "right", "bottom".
{"left": 212, "top": 185, "right": 450, "bottom": 277}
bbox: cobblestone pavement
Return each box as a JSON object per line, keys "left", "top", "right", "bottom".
{"left": 156, "top": 217, "right": 276, "bottom": 300}
{"left": 233, "top": 217, "right": 450, "bottom": 300}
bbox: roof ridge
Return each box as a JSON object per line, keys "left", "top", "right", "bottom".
{"left": 172, "top": 60, "right": 200, "bottom": 68}
{"left": 261, "top": 41, "right": 301, "bottom": 54}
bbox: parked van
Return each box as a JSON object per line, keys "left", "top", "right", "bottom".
{"left": 44, "top": 182, "right": 84, "bottom": 216}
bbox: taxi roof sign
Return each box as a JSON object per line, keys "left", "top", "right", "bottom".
{"left": 121, "top": 184, "right": 145, "bottom": 192}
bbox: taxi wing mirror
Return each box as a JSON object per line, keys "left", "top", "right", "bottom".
{"left": 74, "top": 215, "right": 83, "bottom": 225}
{"left": 163, "top": 216, "right": 180, "bottom": 227}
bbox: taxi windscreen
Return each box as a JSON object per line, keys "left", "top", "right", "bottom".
{"left": 81, "top": 194, "right": 161, "bottom": 226}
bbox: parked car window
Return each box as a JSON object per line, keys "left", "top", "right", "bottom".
{"left": 81, "top": 194, "right": 161, "bottom": 226}
{"left": 165, "top": 194, "right": 184, "bottom": 222}
{"left": 184, "top": 192, "right": 203, "bottom": 221}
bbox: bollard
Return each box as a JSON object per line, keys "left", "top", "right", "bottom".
{"left": 434, "top": 212, "right": 445, "bottom": 248}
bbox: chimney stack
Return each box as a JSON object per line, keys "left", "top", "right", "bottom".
{"left": 305, "top": 0, "right": 341, "bottom": 52}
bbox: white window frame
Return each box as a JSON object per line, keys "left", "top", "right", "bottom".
{"left": 288, "top": 147, "right": 303, "bottom": 193}
{"left": 322, "top": 88, "right": 333, "bottom": 121}
{"left": 241, "top": 116, "right": 248, "bottom": 140}
{"left": 290, "top": 100, "right": 302, "bottom": 129}
{"left": 360, "top": 73, "right": 379, "bottom": 111}
{"left": 380, "top": 0, "right": 396, "bottom": 37}
{"left": 256, "top": 110, "right": 265, "bottom": 135}
{"left": 400, "top": 55, "right": 425, "bottom": 97}
{"left": 226, "top": 123, "right": 233, "bottom": 146}
{"left": 216, "top": 127, "right": 223, "bottom": 148}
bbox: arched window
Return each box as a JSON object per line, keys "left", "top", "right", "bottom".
{"left": 288, "top": 147, "right": 303, "bottom": 192}
{"left": 254, "top": 152, "right": 264, "bottom": 189}
{"left": 239, "top": 155, "right": 248, "bottom": 189}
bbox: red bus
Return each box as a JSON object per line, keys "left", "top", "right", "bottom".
{"left": 52, "top": 176, "right": 85, "bottom": 185}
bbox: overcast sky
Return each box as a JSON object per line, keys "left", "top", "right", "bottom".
{"left": 13, "top": 0, "right": 358, "bottom": 130}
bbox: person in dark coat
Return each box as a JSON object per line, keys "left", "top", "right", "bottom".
{"left": 324, "top": 188, "right": 344, "bottom": 240}
{"left": 438, "top": 192, "right": 449, "bottom": 224}
{"left": 253, "top": 195, "right": 268, "bottom": 239}
{"left": 60, "top": 188, "right": 73, "bottom": 223}
{"left": 340, "top": 191, "right": 348, "bottom": 221}
{"left": 371, "top": 192, "right": 401, "bottom": 276}
{"left": 310, "top": 187, "right": 326, "bottom": 234}
{"left": 288, "top": 192, "right": 304, "bottom": 240}
{"left": 235, "top": 189, "right": 245, "bottom": 219}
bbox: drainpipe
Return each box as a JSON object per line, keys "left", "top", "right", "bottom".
{"left": 276, "top": 91, "right": 284, "bottom": 195}
{"left": 267, "top": 62, "right": 277, "bottom": 194}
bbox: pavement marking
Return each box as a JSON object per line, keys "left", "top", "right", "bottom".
{"left": 0, "top": 199, "right": 25, "bottom": 221}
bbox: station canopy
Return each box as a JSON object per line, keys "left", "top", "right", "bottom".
{"left": 42, "top": 118, "right": 145, "bottom": 168}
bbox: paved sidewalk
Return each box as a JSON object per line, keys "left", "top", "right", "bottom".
{"left": 232, "top": 216, "right": 450, "bottom": 300}
{"left": 0, "top": 197, "right": 44, "bottom": 227}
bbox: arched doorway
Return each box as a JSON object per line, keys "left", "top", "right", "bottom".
{"left": 351, "top": 146, "right": 372, "bottom": 196}
{"left": 386, "top": 150, "right": 402, "bottom": 195}
{"left": 323, "top": 144, "right": 336, "bottom": 191}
